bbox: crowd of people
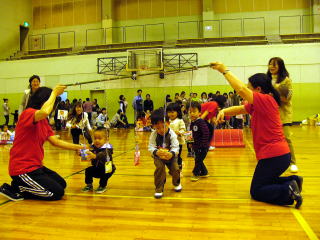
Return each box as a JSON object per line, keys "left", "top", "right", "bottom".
{"left": 0, "top": 57, "right": 302, "bottom": 209}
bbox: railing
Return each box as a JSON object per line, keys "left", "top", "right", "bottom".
{"left": 28, "top": 31, "right": 75, "bottom": 50}
{"left": 178, "top": 17, "right": 265, "bottom": 39}
{"left": 279, "top": 14, "right": 320, "bottom": 34}
{"left": 27, "top": 14, "right": 319, "bottom": 51}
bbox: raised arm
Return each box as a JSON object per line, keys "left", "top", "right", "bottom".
{"left": 34, "top": 85, "right": 66, "bottom": 122}
{"left": 210, "top": 62, "right": 254, "bottom": 104}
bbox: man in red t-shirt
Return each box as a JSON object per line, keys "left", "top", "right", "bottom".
{"left": 0, "top": 86, "right": 84, "bottom": 201}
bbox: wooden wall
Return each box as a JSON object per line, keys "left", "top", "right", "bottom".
{"left": 212, "top": 0, "right": 311, "bottom": 14}
{"left": 32, "top": 0, "right": 102, "bottom": 29}
{"left": 113, "top": 0, "right": 203, "bottom": 21}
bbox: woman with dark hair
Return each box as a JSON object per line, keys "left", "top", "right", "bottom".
{"left": 143, "top": 94, "right": 154, "bottom": 112}
{"left": 19, "top": 75, "right": 41, "bottom": 115}
{"left": 267, "top": 57, "right": 297, "bottom": 173}
{"left": 211, "top": 62, "right": 303, "bottom": 209}
{"left": 0, "top": 85, "right": 85, "bottom": 201}
{"left": 66, "top": 102, "right": 92, "bottom": 145}
{"left": 200, "top": 92, "right": 208, "bottom": 103}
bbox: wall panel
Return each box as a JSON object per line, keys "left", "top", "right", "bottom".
{"left": 139, "top": 0, "right": 152, "bottom": 19}
{"left": 151, "top": 0, "right": 165, "bottom": 18}
{"left": 164, "top": 0, "right": 178, "bottom": 18}
{"left": 127, "top": 0, "right": 139, "bottom": 20}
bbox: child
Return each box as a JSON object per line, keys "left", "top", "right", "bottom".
{"left": 11, "top": 110, "right": 18, "bottom": 128}
{"left": 167, "top": 103, "right": 186, "bottom": 171}
{"left": 82, "top": 127, "right": 116, "bottom": 194}
{"left": 189, "top": 101, "right": 210, "bottom": 181}
{"left": 148, "top": 108, "right": 181, "bottom": 199}
{"left": 96, "top": 108, "right": 108, "bottom": 128}
{"left": 181, "top": 104, "right": 194, "bottom": 158}
{"left": 0, "top": 124, "right": 14, "bottom": 141}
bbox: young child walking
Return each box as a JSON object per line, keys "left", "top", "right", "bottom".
{"left": 166, "top": 103, "right": 186, "bottom": 171}
{"left": 148, "top": 108, "right": 181, "bottom": 199}
{"left": 189, "top": 101, "right": 210, "bottom": 181}
{"left": 82, "top": 127, "right": 116, "bottom": 194}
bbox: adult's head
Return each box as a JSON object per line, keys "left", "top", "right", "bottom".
{"left": 137, "top": 89, "right": 142, "bottom": 96}
{"left": 215, "top": 95, "right": 227, "bottom": 108}
{"left": 27, "top": 87, "right": 52, "bottom": 110}
{"left": 29, "top": 75, "right": 41, "bottom": 93}
{"left": 146, "top": 94, "right": 151, "bottom": 100}
{"left": 248, "top": 73, "right": 281, "bottom": 106}
{"left": 119, "top": 95, "right": 124, "bottom": 101}
{"left": 267, "top": 57, "right": 289, "bottom": 84}
{"left": 201, "top": 92, "right": 207, "bottom": 99}
{"left": 180, "top": 91, "right": 186, "bottom": 98}
{"left": 3, "top": 98, "right": 8, "bottom": 103}
{"left": 215, "top": 91, "right": 220, "bottom": 96}
{"left": 228, "top": 91, "right": 234, "bottom": 98}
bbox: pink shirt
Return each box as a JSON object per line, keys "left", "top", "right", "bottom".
{"left": 83, "top": 101, "right": 93, "bottom": 112}
{"left": 245, "top": 92, "right": 289, "bottom": 160}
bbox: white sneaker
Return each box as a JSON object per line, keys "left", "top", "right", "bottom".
{"left": 209, "top": 146, "right": 215, "bottom": 151}
{"left": 174, "top": 184, "right": 182, "bottom": 192}
{"left": 154, "top": 192, "right": 163, "bottom": 199}
{"left": 290, "top": 164, "right": 299, "bottom": 173}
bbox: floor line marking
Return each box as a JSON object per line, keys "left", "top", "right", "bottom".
{"left": 291, "top": 208, "right": 319, "bottom": 240}
{"left": 66, "top": 193, "right": 250, "bottom": 202}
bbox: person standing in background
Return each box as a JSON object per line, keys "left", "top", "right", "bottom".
{"left": 83, "top": 98, "right": 93, "bottom": 125}
{"left": 3, "top": 99, "right": 10, "bottom": 125}
{"left": 267, "top": 57, "right": 297, "bottom": 173}
{"left": 19, "top": 75, "right": 41, "bottom": 115}
{"left": 144, "top": 94, "right": 154, "bottom": 113}
{"left": 132, "top": 89, "right": 143, "bottom": 122}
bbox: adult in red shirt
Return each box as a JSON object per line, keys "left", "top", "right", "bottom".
{"left": 0, "top": 86, "right": 84, "bottom": 201}
{"left": 211, "top": 62, "right": 303, "bottom": 209}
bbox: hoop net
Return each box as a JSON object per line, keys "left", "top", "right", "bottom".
{"left": 126, "top": 48, "right": 163, "bottom": 71}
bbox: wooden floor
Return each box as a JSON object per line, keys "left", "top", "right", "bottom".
{"left": 0, "top": 126, "right": 319, "bottom": 240}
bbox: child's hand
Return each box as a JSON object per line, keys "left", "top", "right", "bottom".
{"left": 86, "top": 151, "right": 96, "bottom": 160}
{"left": 156, "top": 149, "right": 172, "bottom": 160}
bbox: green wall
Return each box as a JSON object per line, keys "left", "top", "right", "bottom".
{"left": 1, "top": 43, "right": 319, "bottom": 125}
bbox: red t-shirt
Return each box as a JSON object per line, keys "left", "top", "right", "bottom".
{"left": 9, "top": 108, "right": 54, "bottom": 176}
{"left": 245, "top": 92, "right": 289, "bottom": 160}
{"left": 201, "top": 101, "right": 218, "bottom": 121}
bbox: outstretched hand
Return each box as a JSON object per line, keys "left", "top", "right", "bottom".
{"left": 210, "top": 62, "right": 227, "bottom": 74}
{"left": 216, "top": 110, "right": 225, "bottom": 124}
{"left": 53, "top": 85, "right": 67, "bottom": 96}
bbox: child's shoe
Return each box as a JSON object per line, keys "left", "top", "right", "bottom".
{"left": 96, "top": 186, "right": 107, "bottom": 194}
{"left": 190, "top": 175, "right": 199, "bottom": 182}
{"left": 81, "top": 184, "right": 93, "bottom": 192}
{"left": 154, "top": 192, "right": 163, "bottom": 199}
{"left": 174, "top": 184, "right": 182, "bottom": 192}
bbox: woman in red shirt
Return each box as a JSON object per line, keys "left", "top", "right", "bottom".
{"left": 0, "top": 86, "right": 85, "bottom": 201}
{"left": 211, "top": 62, "right": 303, "bottom": 209}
